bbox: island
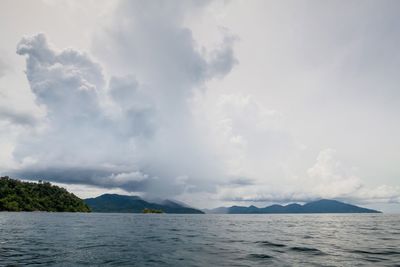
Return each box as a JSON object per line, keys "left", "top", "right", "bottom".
{"left": 143, "top": 208, "right": 163, "bottom": 214}
{"left": 85, "top": 194, "right": 204, "bottom": 214}
{"left": 204, "top": 199, "right": 381, "bottom": 214}
{"left": 0, "top": 176, "right": 90, "bottom": 212}
{"left": 0, "top": 176, "right": 381, "bottom": 214}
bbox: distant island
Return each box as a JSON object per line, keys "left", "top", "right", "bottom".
{"left": 204, "top": 199, "right": 381, "bottom": 214}
{"left": 143, "top": 208, "right": 163, "bottom": 214}
{"left": 0, "top": 176, "right": 90, "bottom": 212}
{"left": 84, "top": 194, "right": 204, "bottom": 214}
{"left": 0, "top": 177, "right": 381, "bottom": 214}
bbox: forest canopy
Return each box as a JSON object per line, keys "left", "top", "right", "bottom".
{"left": 0, "top": 176, "right": 90, "bottom": 212}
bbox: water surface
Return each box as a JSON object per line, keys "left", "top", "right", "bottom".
{"left": 1, "top": 213, "right": 399, "bottom": 266}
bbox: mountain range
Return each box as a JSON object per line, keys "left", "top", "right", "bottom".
{"left": 0, "top": 176, "right": 381, "bottom": 214}
{"left": 204, "top": 199, "right": 380, "bottom": 214}
{"left": 84, "top": 194, "right": 204, "bottom": 214}
{"left": 86, "top": 195, "right": 380, "bottom": 214}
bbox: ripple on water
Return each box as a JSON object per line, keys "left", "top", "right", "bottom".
{"left": 1, "top": 213, "right": 400, "bottom": 266}
{"left": 347, "top": 249, "right": 400, "bottom": 256}
{"left": 255, "top": 240, "right": 286, "bottom": 248}
{"left": 247, "top": 253, "right": 274, "bottom": 259}
{"left": 289, "top": 246, "right": 326, "bottom": 255}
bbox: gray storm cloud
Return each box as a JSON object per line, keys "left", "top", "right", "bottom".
{"left": 2, "top": 0, "right": 399, "bottom": 207}
{"left": 0, "top": 106, "right": 39, "bottom": 126}
{"left": 10, "top": 0, "right": 237, "bottom": 198}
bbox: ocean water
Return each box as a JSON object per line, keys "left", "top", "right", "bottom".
{"left": 0, "top": 213, "right": 399, "bottom": 266}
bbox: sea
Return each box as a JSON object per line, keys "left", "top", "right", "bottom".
{"left": 0, "top": 213, "right": 399, "bottom": 266}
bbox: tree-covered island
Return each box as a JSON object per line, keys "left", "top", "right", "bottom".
{"left": 0, "top": 176, "right": 90, "bottom": 212}
{"left": 142, "top": 208, "right": 163, "bottom": 214}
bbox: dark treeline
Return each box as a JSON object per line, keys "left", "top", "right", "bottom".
{"left": 143, "top": 208, "right": 163, "bottom": 214}
{"left": 0, "top": 176, "right": 90, "bottom": 212}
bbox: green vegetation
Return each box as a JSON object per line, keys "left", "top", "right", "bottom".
{"left": 0, "top": 176, "right": 90, "bottom": 212}
{"left": 85, "top": 194, "right": 204, "bottom": 214}
{"left": 143, "top": 208, "right": 163, "bottom": 214}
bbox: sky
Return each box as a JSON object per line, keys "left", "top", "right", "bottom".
{"left": 0, "top": 0, "right": 399, "bottom": 212}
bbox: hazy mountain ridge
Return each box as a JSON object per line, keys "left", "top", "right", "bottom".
{"left": 85, "top": 194, "right": 204, "bottom": 214}
{"left": 205, "top": 199, "right": 381, "bottom": 214}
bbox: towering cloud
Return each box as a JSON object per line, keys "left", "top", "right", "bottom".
{"left": 10, "top": 0, "right": 237, "bottom": 198}
{"left": 17, "top": 33, "right": 104, "bottom": 120}
{"left": 0, "top": 0, "right": 399, "bottom": 207}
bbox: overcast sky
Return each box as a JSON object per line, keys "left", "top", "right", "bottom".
{"left": 0, "top": 0, "right": 399, "bottom": 211}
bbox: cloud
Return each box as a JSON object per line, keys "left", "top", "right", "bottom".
{"left": 353, "top": 185, "right": 400, "bottom": 204}
{"left": 218, "top": 149, "right": 400, "bottom": 204}
{"left": 306, "top": 149, "right": 399, "bottom": 204}
{"left": 16, "top": 33, "right": 105, "bottom": 120}
{"left": 12, "top": 33, "right": 143, "bottom": 187}
{"left": 0, "top": 105, "right": 41, "bottom": 126}
{"left": 0, "top": 57, "right": 8, "bottom": 78}
{"left": 107, "top": 75, "right": 156, "bottom": 138}
{"left": 226, "top": 177, "right": 255, "bottom": 186}
{"left": 2, "top": 0, "right": 399, "bottom": 208}
{"left": 94, "top": 0, "right": 236, "bottom": 102}
{"left": 200, "top": 93, "right": 293, "bottom": 180}
{"left": 306, "top": 149, "right": 363, "bottom": 198}
{"left": 7, "top": 0, "right": 237, "bottom": 199}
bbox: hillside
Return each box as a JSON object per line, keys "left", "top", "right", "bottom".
{"left": 85, "top": 194, "right": 204, "bottom": 214}
{"left": 0, "top": 176, "right": 90, "bottom": 212}
{"left": 206, "top": 199, "right": 381, "bottom": 214}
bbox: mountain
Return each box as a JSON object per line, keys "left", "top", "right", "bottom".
{"left": 0, "top": 176, "right": 90, "bottom": 212}
{"left": 206, "top": 199, "right": 381, "bottom": 214}
{"left": 84, "top": 194, "right": 204, "bottom": 214}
